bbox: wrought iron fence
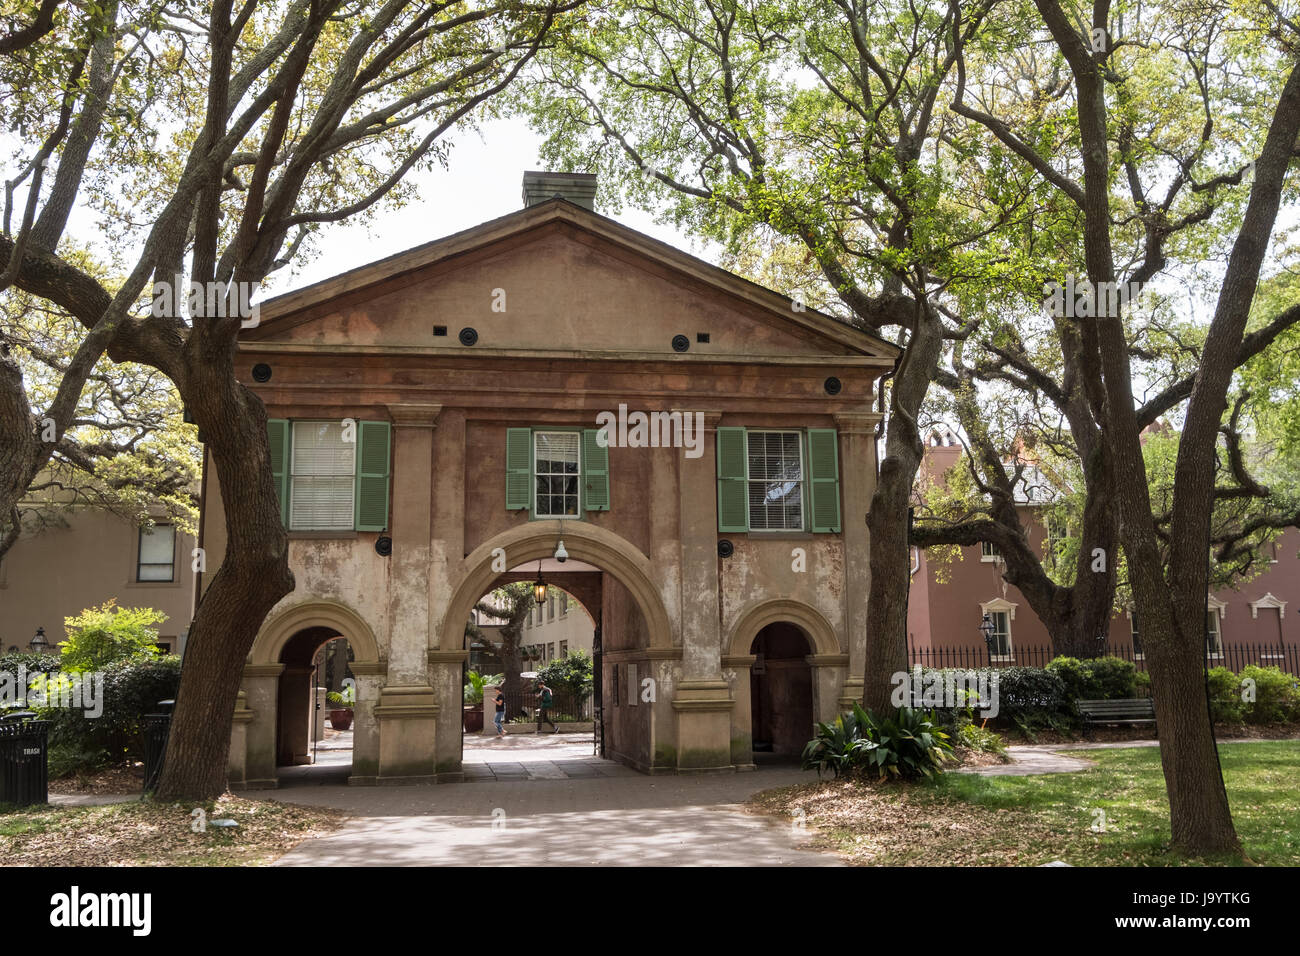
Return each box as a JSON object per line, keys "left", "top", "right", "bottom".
{"left": 907, "top": 640, "right": 1300, "bottom": 677}
{"left": 493, "top": 685, "right": 593, "bottom": 724}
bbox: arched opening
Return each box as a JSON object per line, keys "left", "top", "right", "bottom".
{"left": 749, "top": 623, "right": 814, "bottom": 762}
{"left": 275, "top": 627, "right": 359, "bottom": 785}
{"left": 453, "top": 551, "right": 658, "bottom": 777}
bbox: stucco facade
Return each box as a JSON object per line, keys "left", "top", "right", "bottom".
{"left": 203, "top": 179, "right": 898, "bottom": 787}
{"left": 0, "top": 508, "right": 195, "bottom": 656}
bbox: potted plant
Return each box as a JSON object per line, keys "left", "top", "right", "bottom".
{"left": 463, "top": 671, "right": 501, "bottom": 732}
{"left": 326, "top": 683, "right": 356, "bottom": 731}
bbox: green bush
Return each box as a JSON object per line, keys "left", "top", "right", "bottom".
{"left": 1205, "top": 666, "right": 1246, "bottom": 723}
{"left": 57, "top": 601, "right": 167, "bottom": 673}
{"left": 803, "top": 704, "right": 953, "bottom": 780}
{"left": 1238, "top": 665, "right": 1300, "bottom": 723}
{"left": 1046, "top": 655, "right": 1139, "bottom": 701}
{"left": 953, "top": 719, "right": 1007, "bottom": 755}
{"left": 39, "top": 656, "right": 181, "bottom": 776}
{"left": 0, "top": 652, "right": 62, "bottom": 678}
{"left": 537, "top": 650, "right": 594, "bottom": 700}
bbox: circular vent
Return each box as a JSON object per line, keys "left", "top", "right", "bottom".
{"left": 671, "top": 334, "right": 690, "bottom": 353}
{"left": 459, "top": 327, "right": 479, "bottom": 346}
{"left": 375, "top": 536, "right": 393, "bottom": 557}
{"left": 717, "top": 539, "right": 734, "bottom": 558}
{"left": 824, "top": 376, "right": 842, "bottom": 395}
{"left": 251, "top": 363, "right": 272, "bottom": 383}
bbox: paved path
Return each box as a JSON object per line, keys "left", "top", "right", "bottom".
{"left": 268, "top": 763, "right": 838, "bottom": 867}
{"left": 955, "top": 746, "right": 1096, "bottom": 776}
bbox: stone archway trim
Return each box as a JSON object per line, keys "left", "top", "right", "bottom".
{"left": 438, "top": 522, "right": 673, "bottom": 652}
{"left": 249, "top": 598, "right": 383, "bottom": 666}
{"left": 726, "top": 598, "right": 841, "bottom": 658}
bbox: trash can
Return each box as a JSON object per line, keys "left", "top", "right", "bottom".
{"left": 0, "top": 710, "right": 50, "bottom": 807}
{"left": 142, "top": 699, "right": 174, "bottom": 793}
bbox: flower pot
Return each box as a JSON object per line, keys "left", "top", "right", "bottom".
{"left": 328, "top": 709, "right": 354, "bottom": 731}
{"left": 463, "top": 705, "right": 484, "bottom": 733}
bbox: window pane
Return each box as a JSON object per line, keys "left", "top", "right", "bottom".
{"left": 290, "top": 423, "right": 355, "bottom": 530}
{"left": 291, "top": 477, "right": 355, "bottom": 530}
{"left": 535, "top": 432, "right": 580, "bottom": 517}
{"left": 747, "top": 431, "right": 803, "bottom": 530}
{"left": 292, "top": 422, "right": 355, "bottom": 476}
{"left": 139, "top": 526, "right": 174, "bottom": 564}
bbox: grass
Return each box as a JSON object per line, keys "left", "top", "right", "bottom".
{"left": 0, "top": 794, "right": 343, "bottom": 866}
{"left": 749, "top": 740, "right": 1300, "bottom": 866}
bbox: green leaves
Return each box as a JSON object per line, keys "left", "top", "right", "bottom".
{"left": 802, "top": 703, "right": 954, "bottom": 780}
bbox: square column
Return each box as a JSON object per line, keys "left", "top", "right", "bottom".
{"left": 834, "top": 412, "right": 882, "bottom": 702}
{"left": 385, "top": 403, "right": 442, "bottom": 685}
{"left": 238, "top": 663, "right": 284, "bottom": 789}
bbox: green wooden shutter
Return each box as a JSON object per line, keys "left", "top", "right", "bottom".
{"left": 506, "top": 427, "right": 532, "bottom": 510}
{"left": 355, "top": 420, "right": 391, "bottom": 531}
{"left": 807, "top": 428, "right": 841, "bottom": 532}
{"left": 716, "top": 426, "right": 748, "bottom": 532}
{"left": 267, "top": 418, "right": 290, "bottom": 526}
{"left": 582, "top": 429, "right": 610, "bottom": 511}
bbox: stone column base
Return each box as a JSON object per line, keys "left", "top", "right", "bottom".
{"left": 373, "top": 684, "right": 440, "bottom": 784}
{"left": 670, "top": 679, "right": 735, "bottom": 772}
{"left": 227, "top": 690, "right": 255, "bottom": 789}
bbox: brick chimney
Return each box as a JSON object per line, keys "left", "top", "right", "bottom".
{"left": 521, "top": 170, "right": 597, "bottom": 211}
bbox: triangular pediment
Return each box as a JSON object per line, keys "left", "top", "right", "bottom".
{"left": 244, "top": 200, "right": 899, "bottom": 365}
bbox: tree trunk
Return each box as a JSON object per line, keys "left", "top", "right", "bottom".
{"left": 863, "top": 306, "right": 944, "bottom": 714}
{"left": 154, "top": 371, "right": 293, "bottom": 801}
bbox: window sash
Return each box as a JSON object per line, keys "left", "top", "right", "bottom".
{"left": 990, "top": 611, "right": 1013, "bottom": 657}
{"left": 290, "top": 422, "right": 356, "bottom": 531}
{"left": 138, "top": 525, "right": 175, "bottom": 582}
{"left": 1206, "top": 612, "right": 1223, "bottom": 656}
{"left": 534, "top": 431, "right": 580, "bottom": 518}
{"left": 746, "top": 430, "right": 805, "bottom": 531}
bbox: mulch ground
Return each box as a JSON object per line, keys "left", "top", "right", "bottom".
{"left": 1, "top": 794, "right": 344, "bottom": 866}
{"left": 51, "top": 760, "right": 145, "bottom": 795}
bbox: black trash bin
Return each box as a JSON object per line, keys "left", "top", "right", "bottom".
{"left": 0, "top": 710, "right": 50, "bottom": 807}
{"left": 142, "top": 699, "right": 174, "bottom": 793}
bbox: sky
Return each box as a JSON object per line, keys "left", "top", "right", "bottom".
{"left": 263, "top": 115, "right": 707, "bottom": 298}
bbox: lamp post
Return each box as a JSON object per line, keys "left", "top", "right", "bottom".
{"left": 979, "top": 613, "right": 996, "bottom": 665}
{"left": 28, "top": 627, "right": 49, "bottom": 654}
{"left": 532, "top": 558, "right": 547, "bottom": 605}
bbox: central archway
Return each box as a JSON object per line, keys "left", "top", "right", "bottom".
{"left": 438, "top": 522, "right": 673, "bottom": 653}
{"left": 438, "top": 522, "right": 675, "bottom": 775}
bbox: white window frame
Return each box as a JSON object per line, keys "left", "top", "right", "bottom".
{"left": 1205, "top": 597, "right": 1226, "bottom": 658}
{"left": 289, "top": 421, "right": 357, "bottom": 532}
{"left": 981, "top": 540, "right": 1003, "bottom": 563}
{"left": 137, "top": 524, "right": 176, "bottom": 582}
{"left": 980, "top": 598, "right": 1017, "bottom": 661}
{"left": 533, "top": 430, "right": 582, "bottom": 519}
{"left": 745, "top": 429, "right": 807, "bottom": 532}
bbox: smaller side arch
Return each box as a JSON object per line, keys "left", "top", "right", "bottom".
{"left": 727, "top": 598, "right": 840, "bottom": 658}
{"left": 250, "top": 599, "right": 382, "bottom": 666}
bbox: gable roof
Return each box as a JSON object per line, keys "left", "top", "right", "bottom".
{"left": 247, "top": 198, "right": 900, "bottom": 360}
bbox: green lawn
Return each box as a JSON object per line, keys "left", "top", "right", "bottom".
{"left": 750, "top": 741, "right": 1300, "bottom": 866}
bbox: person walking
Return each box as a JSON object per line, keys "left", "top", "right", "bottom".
{"left": 493, "top": 687, "right": 506, "bottom": 738}
{"left": 536, "top": 680, "right": 559, "bottom": 733}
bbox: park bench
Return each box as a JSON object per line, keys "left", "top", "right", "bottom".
{"left": 1076, "top": 697, "right": 1156, "bottom": 734}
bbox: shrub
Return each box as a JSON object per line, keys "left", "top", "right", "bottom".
{"left": 1238, "top": 665, "right": 1300, "bottom": 723}
{"left": 802, "top": 704, "right": 953, "bottom": 780}
{"left": 57, "top": 601, "right": 167, "bottom": 673}
{"left": 0, "top": 652, "right": 62, "bottom": 678}
{"left": 801, "top": 706, "right": 879, "bottom": 778}
{"left": 953, "top": 719, "right": 1007, "bottom": 755}
{"left": 537, "top": 650, "right": 594, "bottom": 701}
{"left": 1046, "top": 655, "right": 1138, "bottom": 701}
{"left": 1205, "top": 666, "right": 1245, "bottom": 723}
{"left": 39, "top": 656, "right": 181, "bottom": 775}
